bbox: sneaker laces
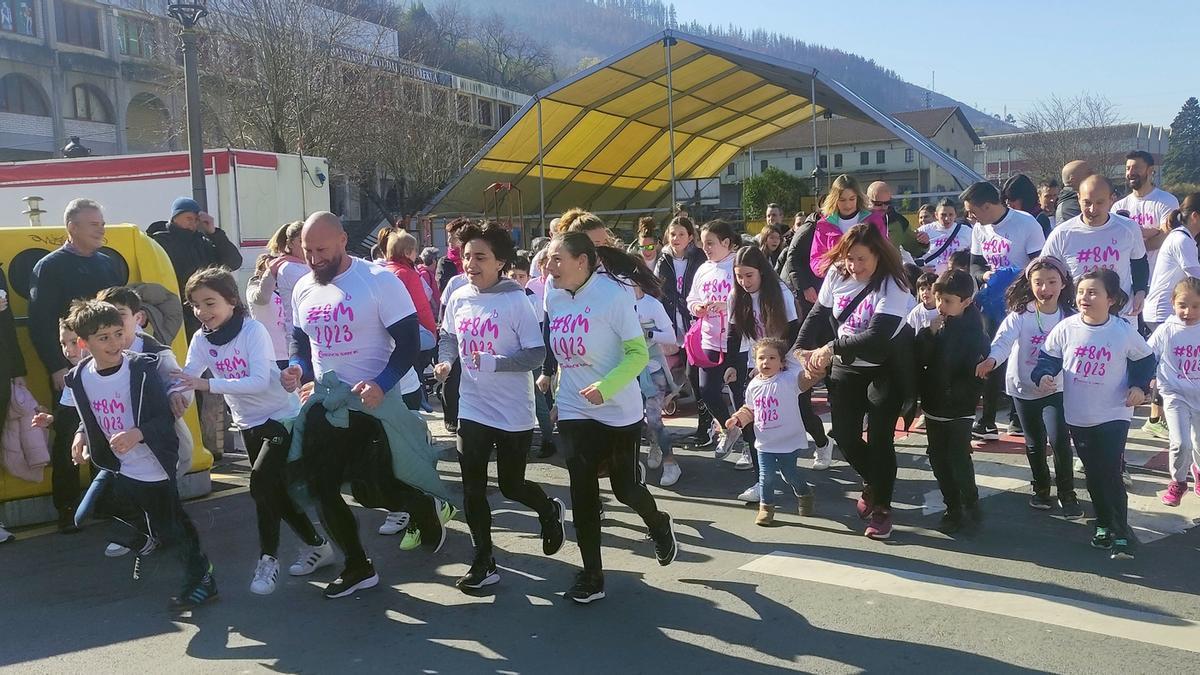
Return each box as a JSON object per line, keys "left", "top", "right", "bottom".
{"left": 254, "top": 557, "right": 276, "bottom": 582}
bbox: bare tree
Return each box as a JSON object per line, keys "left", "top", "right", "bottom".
{"left": 472, "top": 11, "right": 556, "bottom": 92}
{"left": 1010, "top": 93, "right": 1126, "bottom": 181}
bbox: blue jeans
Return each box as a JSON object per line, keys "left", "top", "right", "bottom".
{"left": 1069, "top": 420, "right": 1130, "bottom": 538}
{"left": 757, "top": 449, "right": 812, "bottom": 506}
{"left": 640, "top": 369, "right": 673, "bottom": 458}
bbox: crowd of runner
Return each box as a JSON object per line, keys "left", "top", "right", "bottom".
{"left": 1, "top": 149, "right": 1197, "bottom": 609}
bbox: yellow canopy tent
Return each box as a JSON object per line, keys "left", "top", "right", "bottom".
{"left": 423, "top": 29, "right": 982, "bottom": 233}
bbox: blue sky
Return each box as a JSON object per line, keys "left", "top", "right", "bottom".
{"left": 673, "top": 0, "right": 1194, "bottom": 126}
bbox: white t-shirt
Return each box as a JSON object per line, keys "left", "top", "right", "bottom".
{"left": 817, "top": 268, "right": 910, "bottom": 367}
{"left": 906, "top": 303, "right": 939, "bottom": 332}
{"left": 989, "top": 306, "right": 1067, "bottom": 399}
{"left": 744, "top": 370, "right": 807, "bottom": 453}
{"left": 1113, "top": 187, "right": 1180, "bottom": 271}
{"left": 971, "top": 207, "right": 1046, "bottom": 271}
{"left": 81, "top": 359, "right": 169, "bottom": 482}
{"left": 1148, "top": 317, "right": 1200, "bottom": 410}
{"left": 635, "top": 293, "right": 675, "bottom": 373}
{"left": 1143, "top": 228, "right": 1200, "bottom": 324}
{"left": 292, "top": 257, "right": 419, "bottom": 392}
{"left": 686, "top": 254, "right": 736, "bottom": 352}
{"left": 734, "top": 281, "right": 797, "bottom": 352}
{"left": 276, "top": 260, "right": 309, "bottom": 333}
{"left": 443, "top": 284, "right": 543, "bottom": 432}
{"left": 247, "top": 287, "right": 290, "bottom": 361}
{"left": 440, "top": 273, "right": 469, "bottom": 310}
{"left": 545, "top": 272, "right": 645, "bottom": 426}
{"left": 917, "top": 222, "right": 972, "bottom": 273}
{"left": 525, "top": 276, "right": 548, "bottom": 319}
{"left": 1042, "top": 214, "right": 1146, "bottom": 297}
{"left": 832, "top": 212, "right": 862, "bottom": 233}
{"left": 1040, "top": 314, "right": 1153, "bottom": 426}
{"left": 184, "top": 318, "right": 299, "bottom": 429}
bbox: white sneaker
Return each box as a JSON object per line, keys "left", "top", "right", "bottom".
{"left": 1073, "top": 457, "right": 1085, "bottom": 474}
{"left": 289, "top": 539, "right": 335, "bottom": 576}
{"left": 647, "top": 444, "right": 663, "bottom": 470}
{"left": 1122, "top": 470, "right": 1134, "bottom": 489}
{"left": 105, "top": 542, "right": 131, "bottom": 557}
{"left": 737, "top": 484, "right": 761, "bottom": 503}
{"left": 0, "top": 524, "right": 13, "bottom": 544}
{"left": 660, "top": 461, "right": 681, "bottom": 487}
{"left": 715, "top": 426, "right": 742, "bottom": 459}
{"left": 378, "top": 511, "right": 411, "bottom": 536}
{"left": 912, "top": 415, "right": 926, "bottom": 430}
{"left": 251, "top": 554, "right": 279, "bottom": 595}
{"left": 734, "top": 445, "right": 754, "bottom": 470}
{"left": 812, "top": 440, "right": 834, "bottom": 471}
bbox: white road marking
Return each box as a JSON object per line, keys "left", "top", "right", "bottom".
{"left": 741, "top": 552, "right": 1200, "bottom": 654}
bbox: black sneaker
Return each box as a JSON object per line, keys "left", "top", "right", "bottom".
{"left": 1090, "top": 528, "right": 1114, "bottom": 550}
{"left": 542, "top": 498, "right": 566, "bottom": 556}
{"left": 936, "top": 510, "right": 963, "bottom": 534}
{"left": 566, "top": 570, "right": 605, "bottom": 604}
{"left": 1029, "top": 492, "right": 1055, "bottom": 510}
{"left": 168, "top": 564, "right": 218, "bottom": 610}
{"left": 445, "top": 420, "right": 458, "bottom": 434}
{"left": 691, "top": 427, "right": 715, "bottom": 448}
{"left": 650, "top": 512, "right": 678, "bottom": 566}
{"left": 324, "top": 560, "right": 380, "bottom": 599}
{"left": 455, "top": 558, "right": 500, "bottom": 591}
{"left": 971, "top": 422, "right": 999, "bottom": 441}
{"left": 1110, "top": 538, "right": 1135, "bottom": 560}
{"left": 1007, "top": 417, "right": 1023, "bottom": 437}
{"left": 537, "top": 440, "right": 557, "bottom": 459}
{"left": 57, "top": 509, "right": 81, "bottom": 534}
{"left": 1060, "top": 495, "right": 1084, "bottom": 519}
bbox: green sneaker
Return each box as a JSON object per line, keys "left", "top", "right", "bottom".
{"left": 438, "top": 499, "right": 457, "bottom": 524}
{"left": 1141, "top": 418, "right": 1169, "bottom": 439}
{"left": 398, "top": 529, "right": 421, "bottom": 551}
{"left": 1090, "top": 527, "right": 1114, "bottom": 550}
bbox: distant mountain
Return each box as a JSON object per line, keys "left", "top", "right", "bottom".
{"left": 421, "top": 0, "right": 1018, "bottom": 135}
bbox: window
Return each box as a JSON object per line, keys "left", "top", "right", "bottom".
{"left": 876, "top": 150, "right": 885, "bottom": 164}
{"left": 793, "top": 157, "right": 802, "bottom": 171}
{"left": 117, "top": 15, "right": 154, "bottom": 58}
{"left": 55, "top": 2, "right": 101, "bottom": 49}
{"left": 70, "top": 84, "right": 112, "bottom": 123}
{"left": 904, "top": 148, "right": 914, "bottom": 163}
{"left": 1, "top": 0, "right": 37, "bottom": 36}
{"left": 833, "top": 153, "right": 843, "bottom": 168}
{"left": 727, "top": 163, "right": 736, "bottom": 176}
{"left": 456, "top": 94, "right": 471, "bottom": 123}
{"left": 477, "top": 99, "right": 493, "bottom": 127}
{"left": 497, "top": 103, "right": 513, "bottom": 126}
{"left": 819, "top": 154, "right": 827, "bottom": 168}
{"left": 857, "top": 151, "right": 867, "bottom": 166}
{"left": 0, "top": 73, "right": 48, "bottom": 115}
{"left": 759, "top": 159, "right": 768, "bottom": 173}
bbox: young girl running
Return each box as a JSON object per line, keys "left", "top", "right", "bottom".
{"left": 176, "top": 268, "right": 332, "bottom": 595}
{"left": 433, "top": 222, "right": 565, "bottom": 591}
{"left": 726, "top": 338, "right": 819, "bottom": 526}
{"left": 628, "top": 262, "right": 683, "bottom": 487}
{"left": 1147, "top": 278, "right": 1200, "bottom": 506}
{"left": 1032, "top": 269, "right": 1156, "bottom": 560}
{"left": 542, "top": 231, "right": 677, "bottom": 604}
{"left": 976, "top": 257, "right": 1082, "bottom": 517}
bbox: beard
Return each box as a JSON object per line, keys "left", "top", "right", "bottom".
{"left": 1127, "top": 174, "right": 1145, "bottom": 190}
{"left": 312, "top": 254, "right": 343, "bottom": 285}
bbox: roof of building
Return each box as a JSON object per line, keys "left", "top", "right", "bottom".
{"left": 755, "top": 106, "right": 982, "bottom": 151}
{"left": 421, "top": 30, "right": 982, "bottom": 218}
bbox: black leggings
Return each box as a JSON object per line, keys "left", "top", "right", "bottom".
{"left": 109, "top": 474, "right": 210, "bottom": 584}
{"left": 457, "top": 419, "right": 554, "bottom": 561}
{"left": 1071, "top": 420, "right": 1131, "bottom": 538}
{"left": 50, "top": 404, "right": 82, "bottom": 512}
{"left": 559, "top": 418, "right": 665, "bottom": 572}
{"left": 241, "top": 419, "right": 322, "bottom": 558}
{"left": 698, "top": 350, "right": 754, "bottom": 449}
{"left": 926, "top": 417, "right": 978, "bottom": 512}
{"left": 441, "top": 360, "right": 462, "bottom": 425}
{"left": 301, "top": 405, "right": 437, "bottom": 568}
{"left": 828, "top": 364, "right": 900, "bottom": 509}
{"left": 1012, "top": 394, "right": 1075, "bottom": 498}
{"left": 799, "top": 389, "right": 828, "bottom": 448}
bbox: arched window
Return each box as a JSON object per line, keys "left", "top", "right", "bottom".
{"left": 126, "top": 92, "right": 171, "bottom": 151}
{"left": 0, "top": 73, "right": 49, "bottom": 115}
{"left": 70, "top": 84, "right": 112, "bottom": 123}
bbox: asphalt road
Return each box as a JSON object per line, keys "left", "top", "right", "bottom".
{"left": 2, "top": 406, "right": 1198, "bottom": 674}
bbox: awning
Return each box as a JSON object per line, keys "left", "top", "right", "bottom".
{"left": 423, "top": 29, "right": 982, "bottom": 222}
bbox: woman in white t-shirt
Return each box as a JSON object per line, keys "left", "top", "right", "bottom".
{"left": 1032, "top": 269, "right": 1156, "bottom": 561}
{"left": 1143, "top": 196, "right": 1200, "bottom": 329}
{"left": 540, "top": 231, "right": 677, "bottom": 604}
{"left": 686, "top": 220, "right": 740, "bottom": 449}
{"left": 177, "top": 268, "right": 328, "bottom": 596}
{"left": 433, "top": 223, "right": 565, "bottom": 592}
{"left": 794, "top": 223, "right": 913, "bottom": 541}
{"left": 1147, "top": 277, "right": 1200, "bottom": 507}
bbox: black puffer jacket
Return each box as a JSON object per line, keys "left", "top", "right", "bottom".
{"left": 655, "top": 244, "right": 706, "bottom": 337}
{"left": 915, "top": 303, "right": 990, "bottom": 419}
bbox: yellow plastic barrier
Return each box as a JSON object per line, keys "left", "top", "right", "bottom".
{"left": 0, "top": 225, "right": 211, "bottom": 503}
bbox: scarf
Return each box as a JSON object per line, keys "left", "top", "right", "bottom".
{"left": 446, "top": 247, "right": 464, "bottom": 273}
{"left": 203, "top": 309, "right": 246, "bottom": 346}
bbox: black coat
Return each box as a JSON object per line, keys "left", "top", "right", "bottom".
{"left": 1056, "top": 188, "right": 1081, "bottom": 223}
{"left": 0, "top": 267, "right": 25, "bottom": 380}
{"left": 655, "top": 244, "right": 706, "bottom": 337}
{"left": 915, "top": 304, "right": 991, "bottom": 420}
{"left": 781, "top": 213, "right": 822, "bottom": 298}
{"left": 151, "top": 224, "right": 242, "bottom": 338}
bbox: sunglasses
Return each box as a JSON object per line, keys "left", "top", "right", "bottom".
{"left": 871, "top": 200, "right": 891, "bottom": 207}
{"left": 638, "top": 244, "right": 657, "bottom": 251}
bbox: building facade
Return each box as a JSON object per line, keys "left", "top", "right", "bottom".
{"left": 974, "top": 124, "right": 1171, "bottom": 183}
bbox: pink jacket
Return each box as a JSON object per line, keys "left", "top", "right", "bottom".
{"left": 808, "top": 210, "right": 889, "bottom": 278}
{"left": 2, "top": 381, "right": 50, "bottom": 482}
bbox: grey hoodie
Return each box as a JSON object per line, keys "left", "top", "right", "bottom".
{"left": 436, "top": 278, "right": 546, "bottom": 372}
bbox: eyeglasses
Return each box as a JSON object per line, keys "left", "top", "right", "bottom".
{"left": 871, "top": 200, "right": 891, "bottom": 208}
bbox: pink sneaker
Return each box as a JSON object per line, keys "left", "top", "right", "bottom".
{"left": 865, "top": 508, "right": 892, "bottom": 540}
{"left": 1163, "top": 481, "right": 1187, "bottom": 507}
{"left": 855, "top": 488, "right": 874, "bottom": 520}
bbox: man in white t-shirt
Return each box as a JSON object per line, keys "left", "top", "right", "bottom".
{"left": 282, "top": 212, "right": 443, "bottom": 599}
{"left": 1113, "top": 150, "right": 1179, "bottom": 275}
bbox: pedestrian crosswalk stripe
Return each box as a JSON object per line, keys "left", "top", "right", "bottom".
{"left": 741, "top": 552, "right": 1200, "bottom": 653}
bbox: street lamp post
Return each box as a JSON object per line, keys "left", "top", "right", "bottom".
{"left": 169, "top": 1, "right": 209, "bottom": 211}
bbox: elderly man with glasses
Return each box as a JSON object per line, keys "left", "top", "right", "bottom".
{"left": 867, "top": 181, "right": 924, "bottom": 259}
